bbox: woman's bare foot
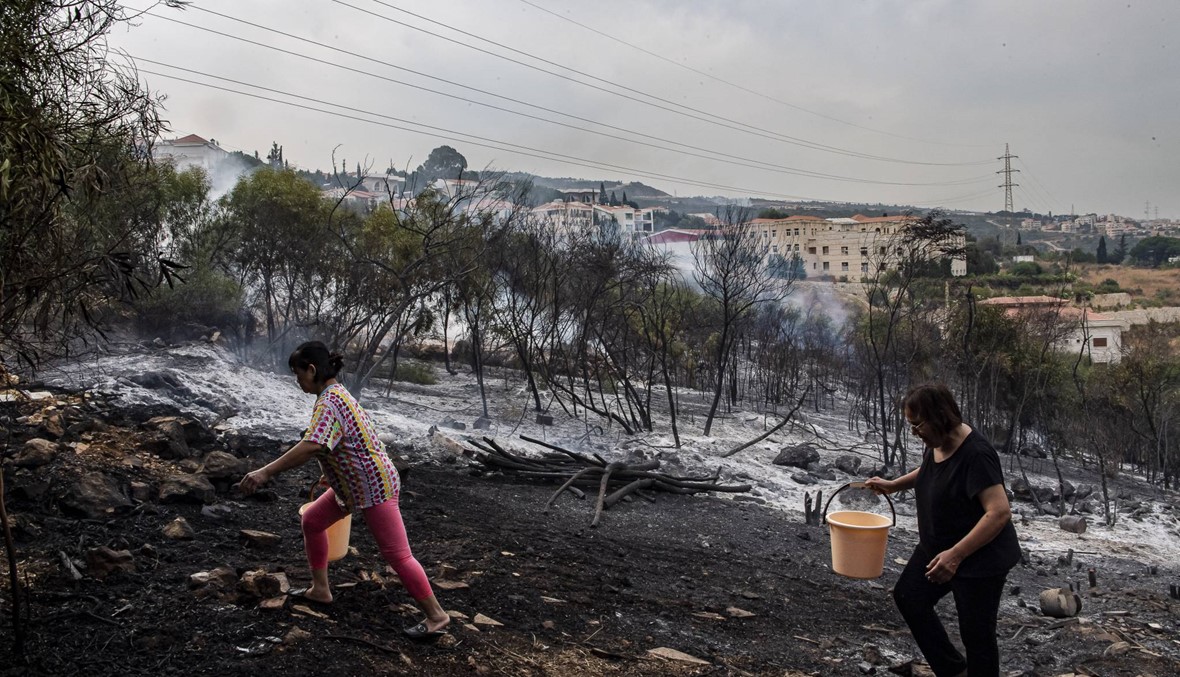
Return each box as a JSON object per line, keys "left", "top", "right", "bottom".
{"left": 423, "top": 613, "right": 450, "bottom": 633}
{"left": 290, "top": 585, "right": 333, "bottom": 604}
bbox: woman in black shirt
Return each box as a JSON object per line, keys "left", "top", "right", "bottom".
{"left": 866, "top": 383, "right": 1020, "bottom": 677}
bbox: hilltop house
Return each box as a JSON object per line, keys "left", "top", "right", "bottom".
{"left": 152, "top": 134, "right": 228, "bottom": 172}
{"left": 977, "top": 296, "right": 1127, "bottom": 364}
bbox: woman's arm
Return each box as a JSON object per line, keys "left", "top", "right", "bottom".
{"left": 238, "top": 440, "right": 325, "bottom": 494}
{"left": 925, "top": 483, "right": 1012, "bottom": 583}
{"left": 865, "top": 467, "right": 920, "bottom": 495}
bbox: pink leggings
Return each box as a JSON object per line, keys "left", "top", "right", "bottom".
{"left": 301, "top": 488, "right": 434, "bottom": 601}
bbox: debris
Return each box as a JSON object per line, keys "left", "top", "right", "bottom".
{"left": 86, "top": 546, "right": 135, "bottom": 580}
{"left": 283, "top": 626, "right": 312, "bottom": 645}
{"left": 1059, "top": 515, "right": 1088, "bottom": 534}
{"left": 11, "top": 438, "right": 57, "bottom": 468}
{"left": 473, "top": 613, "right": 503, "bottom": 627}
{"left": 291, "top": 604, "right": 329, "bottom": 619}
{"left": 59, "top": 550, "right": 83, "bottom": 582}
{"left": 646, "top": 647, "right": 710, "bottom": 665}
{"left": 259, "top": 595, "right": 287, "bottom": 610}
{"left": 158, "top": 474, "right": 216, "bottom": 505}
{"left": 727, "top": 606, "right": 756, "bottom": 618}
{"left": 692, "top": 611, "right": 727, "bottom": 621}
{"left": 433, "top": 579, "right": 470, "bottom": 590}
{"left": 239, "top": 529, "right": 282, "bottom": 548}
{"left": 539, "top": 596, "right": 566, "bottom": 604}
{"left": 1039, "top": 588, "right": 1083, "bottom": 618}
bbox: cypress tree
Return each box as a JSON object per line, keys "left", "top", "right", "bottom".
{"left": 1096, "top": 236, "right": 1108, "bottom": 263}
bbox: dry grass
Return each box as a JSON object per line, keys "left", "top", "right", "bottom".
{"left": 1077, "top": 264, "right": 1180, "bottom": 301}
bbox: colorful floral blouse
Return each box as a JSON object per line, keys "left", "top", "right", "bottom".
{"left": 302, "top": 383, "right": 399, "bottom": 510}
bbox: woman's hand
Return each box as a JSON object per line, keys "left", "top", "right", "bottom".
{"left": 925, "top": 548, "right": 963, "bottom": 584}
{"left": 238, "top": 468, "right": 272, "bottom": 495}
{"left": 864, "top": 476, "right": 896, "bottom": 495}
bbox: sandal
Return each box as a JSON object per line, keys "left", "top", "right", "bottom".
{"left": 403, "top": 622, "right": 448, "bottom": 640}
{"left": 288, "top": 587, "right": 333, "bottom": 606}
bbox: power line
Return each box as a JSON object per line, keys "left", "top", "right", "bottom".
{"left": 516, "top": 0, "right": 992, "bottom": 150}
{"left": 327, "top": 0, "right": 993, "bottom": 167}
{"left": 143, "top": 11, "right": 993, "bottom": 188}
{"left": 136, "top": 64, "right": 841, "bottom": 202}
{"left": 997, "top": 143, "right": 1020, "bottom": 212}
{"left": 1014, "top": 157, "right": 1061, "bottom": 214}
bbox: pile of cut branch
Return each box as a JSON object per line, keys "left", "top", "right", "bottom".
{"left": 464, "top": 435, "right": 752, "bottom": 527}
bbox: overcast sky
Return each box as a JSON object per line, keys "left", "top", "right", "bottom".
{"left": 114, "top": 0, "right": 1178, "bottom": 218}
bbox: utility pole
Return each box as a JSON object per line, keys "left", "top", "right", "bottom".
{"left": 997, "top": 143, "right": 1020, "bottom": 213}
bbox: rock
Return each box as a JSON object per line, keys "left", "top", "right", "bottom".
{"left": 259, "top": 595, "right": 287, "bottom": 610}
{"left": 473, "top": 613, "right": 503, "bottom": 627}
{"left": 178, "top": 459, "right": 201, "bottom": 473}
{"left": 472, "top": 417, "right": 493, "bottom": 430}
{"left": 1039, "top": 587, "right": 1083, "bottom": 618}
{"left": 239, "top": 529, "right": 282, "bottom": 549}
{"left": 441, "top": 418, "right": 466, "bottom": 431}
{"left": 536, "top": 413, "right": 554, "bottom": 426}
{"left": 86, "top": 546, "right": 135, "bottom": 580}
{"left": 8, "top": 472, "right": 51, "bottom": 503}
{"left": 773, "top": 443, "right": 820, "bottom": 468}
{"left": 283, "top": 626, "right": 312, "bottom": 645}
{"left": 130, "top": 481, "right": 154, "bottom": 503}
{"left": 1010, "top": 478, "right": 1053, "bottom": 503}
{"left": 159, "top": 474, "right": 216, "bottom": 504}
{"left": 1074, "top": 484, "right": 1094, "bottom": 500}
{"left": 834, "top": 455, "right": 862, "bottom": 474}
{"left": 201, "top": 504, "right": 233, "bottom": 521}
{"left": 726, "top": 606, "right": 755, "bottom": 618}
{"left": 162, "top": 517, "right": 195, "bottom": 540}
{"left": 790, "top": 472, "right": 818, "bottom": 485}
{"left": 140, "top": 428, "right": 190, "bottom": 460}
{"left": 1061, "top": 480, "right": 1076, "bottom": 499}
{"left": 189, "top": 571, "right": 212, "bottom": 588}
{"left": 201, "top": 451, "right": 245, "bottom": 481}
{"left": 12, "top": 438, "right": 57, "bottom": 467}
{"left": 61, "top": 472, "right": 131, "bottom": 518}
{"left": 238, "top": 569, "right": 284, "bottom": 599}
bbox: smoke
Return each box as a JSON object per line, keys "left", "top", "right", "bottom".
{"left": 785, "top": 281, "right": 853, "bottom": 330}
{"left": 207, "top": 154, "right": 259, "bottom": 201}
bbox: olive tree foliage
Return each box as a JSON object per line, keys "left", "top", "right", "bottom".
{"left": 851, "top": 210, "right": 964, "bottom": 470}
{"left": 0, "top": 0, "right": 189, "bottom": 368}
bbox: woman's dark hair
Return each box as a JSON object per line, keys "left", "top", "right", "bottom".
{"left": 288, "top": 341, "right": 345, "bottom": 383}
{"left": 902, "top": 383, "right": 963, "bottom": 438}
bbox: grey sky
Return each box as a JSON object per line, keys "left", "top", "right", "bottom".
{"left": 115, "top": 0, "right": 1179, "bottom": 217}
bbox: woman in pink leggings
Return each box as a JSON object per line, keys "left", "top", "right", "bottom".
{"left": 239, "top": 341, "right": 449, "bottom": 639}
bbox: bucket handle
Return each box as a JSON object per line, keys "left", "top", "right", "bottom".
{"left": 307, "top": 476, "right": 330, "bottom": 503}
{"left": 822, "top": 481, "right": 896, "bottom": 527}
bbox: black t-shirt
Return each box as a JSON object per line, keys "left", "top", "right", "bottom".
{"left": 914, "top": 429, "right": 1021, "bottom": 578}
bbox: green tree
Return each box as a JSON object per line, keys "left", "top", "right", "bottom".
{"left": 1096, "top": 236, "right": 1108, "bottom": 264}
{"left": 414, "top": 145, "right": 467, "bottom": 185}
{"left": 1129, "top": 236, "right": 1180, "bottom": 267}
{"left": 1113, "top": 234, "right": 1128, "bottom": 263}
{"left": 0, "top": 0, "right": 183, "bottom": 368}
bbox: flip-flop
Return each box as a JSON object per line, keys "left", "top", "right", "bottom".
{"left": 288, "top": 587, "right": 334, "bottom": 607}
{"left": 402, "top": 622, "right": 447, "bottom": 640}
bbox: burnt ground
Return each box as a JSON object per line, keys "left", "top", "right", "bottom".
{"left": 1, "top": 392, "right": 1179, "bottom": 676}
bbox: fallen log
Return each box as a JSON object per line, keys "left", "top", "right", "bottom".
{"left": 463, "top": 436, "right": 751, "bottom": 526}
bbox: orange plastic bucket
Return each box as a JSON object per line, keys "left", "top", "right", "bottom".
{"left": 299, "top": 483, "right": 352, "bottom": 562}
{"left": 823, "top": 482, "right": 896, "bottom": 579}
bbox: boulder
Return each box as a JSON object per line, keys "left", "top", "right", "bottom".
{"left": 60, "top": 473, "right": 131, "bottom": 518}
{"left": 12, "top": 438, "right": 58, "bottom": 468}
{"left": 130, "top": 481, "right": 154, "bottom": 503}
{"left": 472, "top": 417, "right": 493, "bottom": 430}
{"left": 239, "top": 529, "right": 282, "bottom": 549}
{"left": 238, "top": 569, "right": 284, "bottom": 600}
{"left": 773, "top": 443, "right": 820, "bottom": 469}
{"left": 140, "top": 422, "right": 190, "bottom": 460}
{"left": 791, "top": 472, "right": 818, "bottom": 485}
{"left": 201, "top": 451, "right": 246, "bottom": 481}
{"left": 145, "top": 415, "right": 214, "bottom": 446}
{"left": 834, "top": 455, "right": 862, "bottom": 475}
{"left": 1074, "top": 484, "right": 1094, "bottom": 500}
{"left": 159, "top": 474, "right": 216, "bottom": 505}
{"left": 162, "top": 517, "right": 195, "bottom": 540}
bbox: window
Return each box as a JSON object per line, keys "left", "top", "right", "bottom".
{"left": 772, "top": 244, "right": 779, "bottom": 253}
{"left": 841, "top": 262, "right": 849, "bottom": 271}
{"left": 794, "top": 243, "right": 800, "bottom": 252}
{"left": 822, "top": 246, "right": 829, "bottom": 255}
{"left": 772, "top": 230, "right": 777, "bottom": 238}
{"left": 860, "top": 248, "right": 868, "bottom": 257}
{"left": 794, "top": 228, "right": 800, "bottom": 236}
{"left": 841, "top": 246, "right": 849, "bottom": 255}
{"left": 1093, "top": 337, "right": 1108, "bottom": 348}
{"left": 764, "top": 230, "right": 769, "bottom": 239}
{"left": 880, "top": 246, "right": 886, "bottom": 255}
{"left": 861, "top": 262, "right": 869, "bottom": 273}
{"left": 808, "top": 247, "right": 817, "bottom": 254}
{"left": 822, "top": 261, "right": 830, "bottom": 271}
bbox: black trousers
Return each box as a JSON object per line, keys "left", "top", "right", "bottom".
{"left": 892, "top": 546, "right": 1008, "bottom": 677}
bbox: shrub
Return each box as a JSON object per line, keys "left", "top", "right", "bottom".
{"left": 394, "top": 360, "right": 437, "bottom": 385}
{"left": 134, "top": 265, "right": 244, "bottom": 337}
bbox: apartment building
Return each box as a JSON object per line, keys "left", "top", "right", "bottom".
{"left": 752, "top": 214, "right": 967, "bottom": 279}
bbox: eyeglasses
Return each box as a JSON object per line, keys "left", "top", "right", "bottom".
{"left": 909, "top": 419, "right": 926, "bottom": 436}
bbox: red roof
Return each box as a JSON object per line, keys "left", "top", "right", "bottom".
{"left": 171, "top": 134, "right": 209, "bottom": 145}
{"left": 851, "top": 214, "right": 916, "bottom": 224}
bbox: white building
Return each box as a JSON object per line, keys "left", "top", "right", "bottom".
{"left": 152, "top": 134, "right": 228, "bottom": 172}
{"left": 593, "top": 204, "right": 655, "bottom": 234}
{"left": 978, "top": 296, "right": 1127, "bottom": 364}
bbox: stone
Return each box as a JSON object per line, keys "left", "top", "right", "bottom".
{"left": 473, "top": 613, "right": 503, "bottom": 627}
{"left": 773, "top": 443, "right": 819, "bottom": 469}
{"left": 536, "top": 413, "right": 554, "bottom": 426}
{"left": 61, "top": 472, "right": 131, "bottom": 518}
{"left": 239, "top": 529, "right": 282, "bottom": 549}
{"left": 238, "top": 569, "right": 284, "bottom": 599}
{"left": 201, "top": 504, "right": 233, "bottom": 521}
{"left": 8, "top": 472, "right": 51, "bottom": 503}
{"left": 159, "top": 474, "right": 216, "bottom": 504}
{"left": 472, "top": 417, "right": 493, "bottom": 430}
{"left": 130, "top": 481, "right": 154, "bottom": 503}
{"left": 86, "top": 546, "right": 135, "bottom": 580}
{"left": 834, "top": 455, "right": 862, "bottom": 474}
{"left": 12, "top": 438, "right": 57, "bottom": 468}
{"left": 646, "top": 647, "right": 709, "bottom": 665}
{"left": 441, "top": 418, "right": 466, "bottom": 431}
{"left": 259, "top": 595, "right": 287, "bottom": 610}
{"left": 201, "top": 451, "right": 246, "bottom": 481}
{"left": 791, "top": 472, "right": 818, "bottom": 485}
{"left": 162, "top": 517, "right": 195, "bottom": 540}
{"left": 40, "top": 413, "right": 65, "bottom": 439}
{"left": 189, "top": 571, "right": 212, "bottom": 588}
{"left": 284, "top": 626, "right": 312, "bottom": 645}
